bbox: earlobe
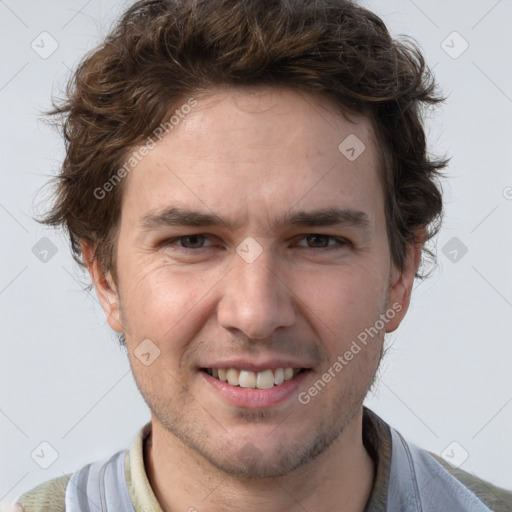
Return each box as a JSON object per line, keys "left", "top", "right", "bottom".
{"left": 81, "top": 242, "right": 123, "bottom": 333}
{"left": 385, "top": 230, "right": 425, "bottom": 333}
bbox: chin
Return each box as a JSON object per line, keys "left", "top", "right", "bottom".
{"left": 196, "top": 425, "right": 341, "bottom": 479}
{"left": 201, "top": 446, "right": 306, "bottom": 478}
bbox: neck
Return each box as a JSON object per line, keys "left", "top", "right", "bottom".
{"left": 144, "top": 408, "right": 375, "bottom": 511}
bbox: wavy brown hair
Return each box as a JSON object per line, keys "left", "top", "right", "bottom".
{"left": 41, "top": 0, "right": 447, "bottom": 284}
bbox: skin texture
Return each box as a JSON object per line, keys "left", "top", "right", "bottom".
{"left": 84, "top": 87, "right": 423, "bottom": 511}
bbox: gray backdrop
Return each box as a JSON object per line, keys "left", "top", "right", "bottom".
{"left": 1, "top": 0, "right": 511, "bottom": 503}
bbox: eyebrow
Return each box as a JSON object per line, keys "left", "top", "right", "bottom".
{"left": 140, "top": 206, "right": 371, "bottom": 233}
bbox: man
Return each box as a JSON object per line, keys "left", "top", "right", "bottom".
{"left": 14, "top": 0, "right": 512, "bottom": 510}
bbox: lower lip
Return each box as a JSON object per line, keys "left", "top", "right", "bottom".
{"left": 201, "top": 370, "right": 310, "bottom": 409}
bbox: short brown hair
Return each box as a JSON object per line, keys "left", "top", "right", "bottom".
{"left": 41, "top": 0, "right": 447, "bottom": 283}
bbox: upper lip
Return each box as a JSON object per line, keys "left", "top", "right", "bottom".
{"left": 200, "top": 358, "right": 312, "bottom": 372}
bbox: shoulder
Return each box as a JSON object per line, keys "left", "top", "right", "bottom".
{"left": 15, "top": 474, "right": 71, "bottom": 512}
{"left": 387, "top": 425, "right": 512, "bottom": 512}
{"left": 429, "top": 452, "right": 512, "bottom": 512}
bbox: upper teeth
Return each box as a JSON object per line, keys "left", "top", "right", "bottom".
{"left": 208, "top": 367, "right": 300, "bottom": 389}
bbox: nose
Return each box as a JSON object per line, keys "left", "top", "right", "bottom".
{"left": 217, "top": 250, "right": 296, "bottom": 340}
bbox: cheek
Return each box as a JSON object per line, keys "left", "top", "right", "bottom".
{"left": 120, "top": 267, "right": 208, "bottom": 392}
{"left": 118, "top": 260, "right": 224, "bottom": 349}
{"left": 295, "top": 259, "right": 389, "bottom": 340}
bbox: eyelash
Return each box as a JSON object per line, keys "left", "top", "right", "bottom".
{"left": 162, "top": 234, "right": 351, "bottom": 251}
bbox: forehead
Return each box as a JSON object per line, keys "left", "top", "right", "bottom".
{"left": 121, "top": 86, "right": 384, "bottom": 234}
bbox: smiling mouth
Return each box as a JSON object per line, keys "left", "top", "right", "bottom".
{"left": 201, "top": 367, "right": 308, "bottom": 390}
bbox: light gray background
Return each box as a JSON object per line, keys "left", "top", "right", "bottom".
{"left": 1, "top": 0, "right": 511, "bottom": 504}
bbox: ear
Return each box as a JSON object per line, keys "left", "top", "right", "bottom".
{"left": 385, "top": 227, "right": 425, "bottom": 333}
{"left": 81, "top": 241, "right": 123, "bottom": 333}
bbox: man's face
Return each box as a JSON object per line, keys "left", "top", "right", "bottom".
{"left": 91, "top": 87, "right": 416, "bottom": 477}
